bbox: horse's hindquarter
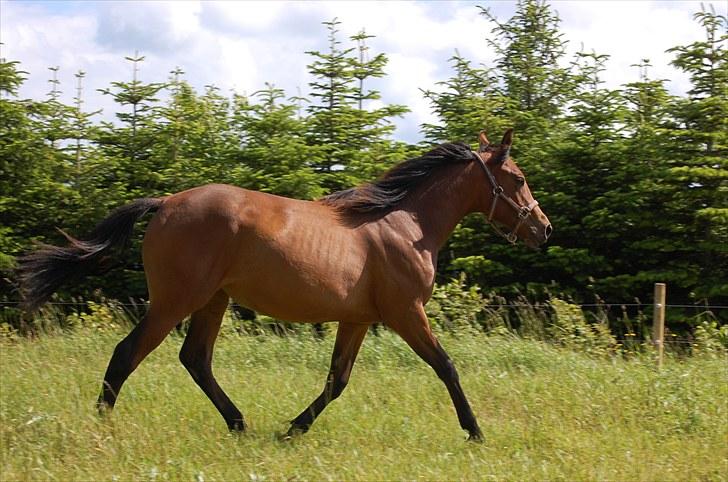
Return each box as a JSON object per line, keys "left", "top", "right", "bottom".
{"left": 221, "top": 191, "right": 376, "bottom": 323}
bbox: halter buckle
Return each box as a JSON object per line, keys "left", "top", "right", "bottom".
{"left": 493, "top": 186, "right": 504, "bottom": 196}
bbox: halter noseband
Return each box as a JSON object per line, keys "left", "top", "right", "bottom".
{"left": 471, "top": 150, "right": 539, "bottom": 245}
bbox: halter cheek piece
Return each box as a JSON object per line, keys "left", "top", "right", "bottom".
{"left": 471, "top": 150, "right": 539, "bottom": 245}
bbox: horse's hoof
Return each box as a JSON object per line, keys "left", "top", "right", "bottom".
{"left": 467, "top": 431, "right": 484, "bottom": 443}
{"left": 228, "top": 420, "right": 248, "bottom": 433}
{"left": 96, "top": 400, "right": 112, "bottom": 417}
{"left": 281, "top": 425, "right": 307, "bottom": 441}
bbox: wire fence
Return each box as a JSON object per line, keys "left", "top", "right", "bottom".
{"left": 2, "top": 300, "right": 727, "bottom": 310}
{"left": 1, "top": 297, "right": 725, "bottom": 351}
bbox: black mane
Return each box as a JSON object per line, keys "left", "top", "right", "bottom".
{"left": 320, "top": 142, "right": 475, "bottom": 214}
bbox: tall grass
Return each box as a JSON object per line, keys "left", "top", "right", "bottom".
{"left": 1, "top": 324, "right": 726, "bottom": 481}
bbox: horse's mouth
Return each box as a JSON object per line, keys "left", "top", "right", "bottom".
{"left": 523, "top": 237, "right": 542, "bottom": 250}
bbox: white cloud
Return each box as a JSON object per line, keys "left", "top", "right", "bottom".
{"left": 95, "top": 1, "right": 202, "bottom": 53}
{"left": 0, "top": 0, "right": 708, "bottom": 143}
{"left": 557, "top": 0, "right": 704, "bottom": 92}
{"left": 200, "top": 1, "right": 289, "bottom": 34}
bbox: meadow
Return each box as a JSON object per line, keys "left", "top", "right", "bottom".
{"left": 1, "top": 323, "right": 726, "bottom": 481}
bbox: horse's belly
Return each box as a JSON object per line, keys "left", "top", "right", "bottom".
{"left": 222, "top": 228, "right": 376, "bottom": 323}
{"left": 223, "top": 277, "right": 369, "bottom": 323}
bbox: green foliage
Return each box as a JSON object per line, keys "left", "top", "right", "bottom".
{"left": 426, "top": 0, "right": 727, "bottom": 320}
{"left": 305, "top": 19, "right": 409, "bottom": 192}
{"left": 421, "top": 52, "right": 505, "bottom": 144}
{"left": 693, "top": 318, "right": 728, "bottom": 354}
{"left": 63, "top": 301, "right": 131, "bottom": 332}
{"left": 549, "top": 298, "right": 617, "bottom": 356}
{"left": 426, "top": 273, "right": 483, "bottom": 334}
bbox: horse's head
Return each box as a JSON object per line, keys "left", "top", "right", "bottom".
{"left": 472, "top": 129, "right": 551, "bottom": 249}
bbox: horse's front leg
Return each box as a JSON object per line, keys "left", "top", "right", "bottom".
{"left": 386, "top": 305, "right": 483, "bottom": 441}
{"left": 285, "top": 322, "right": 369, "bottom": 437}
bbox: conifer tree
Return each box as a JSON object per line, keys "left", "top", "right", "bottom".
{"left": 479, "top": 0, "right": 572, "bottom": 142}
{"left": 663, "top": 7, "right": 728, "bottom": 300}
{"left": 155, "top": 77, "right": 239, "bottom": 191}
{"left": 0, "top": 60, "right": 70, "bottom": 278}
{"left": 96, "top": 52, "right": 166, "bottom": 199}
{"left": 421, "top": 51, "right": 504, "bottom": 144}
{"left": 305, "top": 19, "right": 408, "bottom": 192}
{"left": 231, "top": 83, "right": 323, "bottom": 199}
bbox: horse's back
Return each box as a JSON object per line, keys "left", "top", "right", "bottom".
{"left": 143, "top": 184, "right": 378, "bottom": 323}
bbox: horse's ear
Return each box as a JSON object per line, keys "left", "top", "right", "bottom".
{"left": 501, "top": 128, "right": 514, "bottom": 147}
{"left": 478, "top": 130, "right": 490, "bottom": 152}
{"left": 492, "top": 129, "right": 513, "bottom": 164}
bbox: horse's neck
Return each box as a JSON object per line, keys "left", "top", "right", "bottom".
{"left": 402, "top": 162, "right": 480, "bottom": 251}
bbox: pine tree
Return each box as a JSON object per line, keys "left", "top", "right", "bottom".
{"left": 479, "top": 0, "right": 572, "bottom": 141}
{"left": 96, "top": 52, "right": 166, "bottom": 199}
{"left": 155, "top": 76, "right": 239, "bottom": 191}
{"left": 305, "top": 19, "right": 408, "bottom": 192}
{"left": 231, "top": 83, "right": 322, "bottom": 199}
{"left": 663, "top": 7, "right": 728, "bottom": 300}
{"left": 0, "top": 60, "right": 71, "bottom": 281}
{"left": 421, "top": 51, "right": 504, "bottom": 144}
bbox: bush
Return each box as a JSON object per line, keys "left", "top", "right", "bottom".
{"left": 548, "top": 298, "right": 617, "bottom": 356}
{"left": 426, "top": 272, "right": 483, "bottom": 334}
{"left": 693, "top": 318, "right": 728, "bottom": 355}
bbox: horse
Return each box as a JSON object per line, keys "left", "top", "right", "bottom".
{"left": 18, "top": 129, "right": 551, "bottom": 441}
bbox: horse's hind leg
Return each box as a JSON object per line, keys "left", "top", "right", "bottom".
{"left": 97, "top": 304, "right": 185, "bottom": 411}
{"left": 286, "top": 322, "right": 369, "bottom": 437}
{"left": 179, "top": 290, "right": 246, "bottom": 432}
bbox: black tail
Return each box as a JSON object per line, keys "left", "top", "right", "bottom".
{"left": 17, "top": 198, "right": 164, "bottom": 312}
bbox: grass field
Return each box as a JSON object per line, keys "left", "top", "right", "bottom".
{"left": 1, "top": 326, "right": 726, "bottom": 481}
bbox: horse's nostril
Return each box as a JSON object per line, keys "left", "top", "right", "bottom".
{"left": 544, "top": 224, "right": 553, "bottom": 239}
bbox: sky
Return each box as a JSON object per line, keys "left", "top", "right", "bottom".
{"left": 0, "top": 0, "right": 711, "bottom": 142}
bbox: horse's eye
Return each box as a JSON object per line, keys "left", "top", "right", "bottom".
{"left": 516, "top": 176, "right": 525, "bottom": 187}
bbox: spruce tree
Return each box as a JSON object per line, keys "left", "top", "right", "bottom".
{"left": 305, "top": 19, "right": 408, "bottom": 192}
{"left": 479, "top": 0, "right": 572, "bottom": 142}
{"left": 0, "top": 60, "right": 71, "bottom": 282}
{"left": 231, "top": 83, "right": 323, "bottom": 199}
{"left": 421, "top": 51, "right": 504, "bottom": 144}
{"left": 663, "top": 7, "right": 728, "bottom": 300}
{"left": 96, "top": 52, "right": 166, "bottom": 199}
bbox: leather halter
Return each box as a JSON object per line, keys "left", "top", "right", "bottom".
{"left": 471, "top": 150, "right": 539, "bottom": 245}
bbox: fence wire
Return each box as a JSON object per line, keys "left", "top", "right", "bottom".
{"left": 2, "top": 300, "right": 727, "bottom": 310}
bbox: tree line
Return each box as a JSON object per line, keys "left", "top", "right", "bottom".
{"left": 1, "top": 1, "right": 726, "bottom": 327}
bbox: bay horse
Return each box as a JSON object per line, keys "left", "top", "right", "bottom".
{"left": 19, "top": 129, "right": 551, "bottom": 441}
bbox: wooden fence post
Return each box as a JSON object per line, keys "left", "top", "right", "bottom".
{"left": 653, "top": 283, "right": 666, "bottom": 369}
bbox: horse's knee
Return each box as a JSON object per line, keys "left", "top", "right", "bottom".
{"left": 330, "top": 377, "right": 348, "bottom": 400}
{"left": 324, "top": 372, "right": 349, "bottom": 401}
{"left": 179, "top": 345, "right": 208, "bottom": 381}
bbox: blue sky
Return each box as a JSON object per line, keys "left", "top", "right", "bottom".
{"left": 0, "top": 1, "right": 708, "bottom": 142}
